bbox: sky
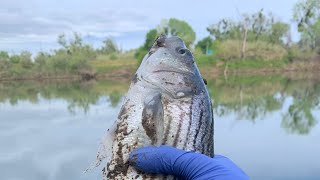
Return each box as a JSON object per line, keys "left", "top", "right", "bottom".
{"left": 0, "top": 0, "right": 300, "bottom": 54}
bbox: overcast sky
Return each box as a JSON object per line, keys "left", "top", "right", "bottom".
{"left": 0, "top": 0, "right": 300, "bottom": 54}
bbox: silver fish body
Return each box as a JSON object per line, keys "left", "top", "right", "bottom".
{"left": 95, "top": 35, "right": 214, "bottom": 179}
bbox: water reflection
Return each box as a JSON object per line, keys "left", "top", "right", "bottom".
{"left": 206, "top": 75, "right": 320, "bottom": 135}
{"left": 1, "top": 75, "right": 320, "bottom": 135}
{"left": 0, "top": 76, "right": 320, "bottom": 134}
{"left": 0, "top": 80, "right": 128, "bottom": 113}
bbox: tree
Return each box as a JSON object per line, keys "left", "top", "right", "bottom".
{"left": 135, "top": 18, "right": 196, "bottom": 63}
{"left": 240, "top": 15, "right": 250, "bottom": 59}
{"left": 101, "top": 38, "right": 119, "bottom": 54}
{"left": 207, "top": 17, "right": 247, "bottom": 59}
{"left": 195, "top": 36, "right": 214, "bottom": 54}
{"left": 69, "top": 32, "right": 83, "bottom": 54}
{"left": 19, "top": 51, "right": 33, "bottom": 69}
{"left": 313, "top": 18, "right": 320, "bottom": 53}
{"left": 207, "top": 10, "right": 290, "bottom": 59}
{"left": 34, "top": 52, "right": 49, "bottom": 73}
{"left": 207, "top": 19, "right": 241, "bottom": 41}
{"left": 269, "top": 22, "right": 290, "bottom": 44}
{"left": 10, "top": 55, "right": 20, "bottom": 64}
{"left": 158, "top": 18, "right": 196, "bottom": 48}
{"left": 250, "top": 9, "right": 270, "bottom": 41}
{"left": 143, "top": 29, "right": 158, "bottom": 50}
{"left": 54, "top": 33, "right": 95, "bottom": 74}
{"left": 294, "top": 0, "right": 320, "bottom": 31}
{"left": 135, "top": 29, "right": 159, "bottom": 62}
{"left": 57, "top": 33, "right": 67, "bottom": 49}
{"left": 72, "top": 32, "right": 82, "bottom": 47}
{"left": 0, "top": 51, "right": 10, "bottom": 76}
{"left": 0, "top": 51, "right": 9, "bottom": 60}
{"left": 293, "top": 0, "right": 320, "bottom": 50}
{"left": 208, "top": 10, "right": 289, "bottom": 44}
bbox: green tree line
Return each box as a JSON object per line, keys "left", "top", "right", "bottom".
{"left": 0, "top": 0, "right": 319, "bottom": 80}
{"left": 136, "top": 0, "right": 319, "bottom": 62}
{"left": 0, "top": 33, "right": 120, "bottom": 80}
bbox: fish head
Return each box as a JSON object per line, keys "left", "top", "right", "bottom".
{"left": 138, "top": 35, "right": 201, "bottom": 98}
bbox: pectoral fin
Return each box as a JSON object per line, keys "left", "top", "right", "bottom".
{"left": 142, "top": 93, "right": 164, "bottom": 145}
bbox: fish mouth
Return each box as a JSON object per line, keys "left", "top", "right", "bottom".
{"left": 153, "top": 69, "right": 194, "bottom": 76}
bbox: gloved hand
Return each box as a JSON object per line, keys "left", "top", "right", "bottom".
{"left": 128, "top": 145, "right": 249, "bottom": 180}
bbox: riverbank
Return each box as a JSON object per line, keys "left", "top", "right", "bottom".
{"left": 92, "top": 54, "right": 320, "bottom": 81}
{"left": 1, "top": 54, "right": 319, "bottom": 82}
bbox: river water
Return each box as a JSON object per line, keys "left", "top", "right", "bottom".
{"left": 0, "top": 74, "right": 319, "bottom": 180}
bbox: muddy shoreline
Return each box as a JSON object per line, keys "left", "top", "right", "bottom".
{"left": 1, "top": 67, "right": 319, "bottom": 83}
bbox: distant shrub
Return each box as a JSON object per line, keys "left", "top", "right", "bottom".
{"left": 286, "top": 44, "right": 315, "bottom": 62}
{"left": 214, "top": 40, "right": 287, "bottom": 61}
{"left": 214, "top": 40, "right": 241, "bottom": 60}
{"left": 110, "top": 53, "right": 118, "bottom": 60}
{"left": 134, "top": 47, "right": 148, "bottom": 64}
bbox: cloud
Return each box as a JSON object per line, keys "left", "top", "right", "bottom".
{"left": 0, "top": 0, "right": 300, "bottom": 53}
{"left": 0, "top": 7, "right": 150, "bottom": 46}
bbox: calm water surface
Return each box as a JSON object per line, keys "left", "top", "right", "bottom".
{"left": 0, "top": 75, "right": 320, "bottom": 180}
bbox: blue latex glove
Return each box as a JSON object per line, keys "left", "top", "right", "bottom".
{"left": 129, "top": 145, "right": 249, "bottom": 180}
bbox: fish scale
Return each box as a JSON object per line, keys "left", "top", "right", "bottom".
{"left": 93, "top": 35, "right": 214, "bottom": 180}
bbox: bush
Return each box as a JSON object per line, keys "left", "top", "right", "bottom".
{"left": 214, "top": 40, "right": 241, "bottom": 60}
{"left": 134, "top": 47, "right": 148, "bottom": 64}
{"left": 214, "top": 40, "right": 287, "bottom": 61}
{"left": 110, "top": 53, "right": 118, "bottom": 60}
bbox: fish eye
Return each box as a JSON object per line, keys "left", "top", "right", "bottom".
{"left": 178, "top": 48, "right": 187, "bottom": 55}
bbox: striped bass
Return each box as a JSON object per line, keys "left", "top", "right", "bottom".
{"left": 93, "top": 35, "right": 214, "bottom": 179}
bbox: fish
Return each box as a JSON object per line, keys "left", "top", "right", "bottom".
{"left": 92, "top": 35, "right": 214, "bottom": 179}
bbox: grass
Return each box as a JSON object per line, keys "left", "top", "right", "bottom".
{"left": 90, "top": 52, "right": 137, "bottom": 74}
{"left": 226, "top": 59, "right": 287, "bottom": 69}
{"left": 196, "top": 55, "right": 218, "bottom": 66}
{"left": 219, "top": 74, "right": 285, "bottom": 85}
{"left": 88, "top": 51, "right": 317, "bottom": 78}
{"left": 214, "top": 40, "right": 288, "bottom": 61}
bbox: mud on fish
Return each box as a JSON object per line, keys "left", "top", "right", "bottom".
{"left": 91, "top": 35, "right": 214, "bottom": 179}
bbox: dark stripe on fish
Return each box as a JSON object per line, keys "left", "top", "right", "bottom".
{"left": 193, "top": 109, "right": 203, "bottom": 149}
{"left": 200, "top": 121, "right": 207, "bottom": 143}
{"left": 162, "top": 116, "right": 172, "bottom": 144}
{"left": 107, "top": 142, "right": 129, "bottom": 179}
{"left": 209, "top": 114, "right": 214, "bottom": 156}
{"left": 200, "top": 118, "right": 208, "bottom": 153}
{"left": 209, "top": 101, "right": 214, "bottom": 156}
{"left": 183, "top": 95, "right": 194, "bottom": 149}
{"left": 200, "top": 104, "right": 209, "bottom": 144}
